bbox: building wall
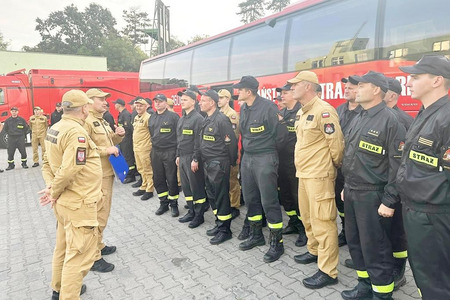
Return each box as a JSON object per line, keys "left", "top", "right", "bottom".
{"left": 0, "top": 51, "right": 107, "bottom": 74}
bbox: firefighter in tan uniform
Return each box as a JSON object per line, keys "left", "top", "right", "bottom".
{"left": 218, "top": 89, "right": 241, "bottom": 219}
{"left": 289, "top": 71, "right": 344, "bottom": 289}
{"left": 40, "top": 89, "right": 101, "bottom": 300}
{"left": 29, "top": 107, "right": 48, "bottom": 167}
{"left": 132, "top": 98, "right": 155, "bottom": 200}
{"left": 84, "top": 88, "right": 124, "bottom": 272}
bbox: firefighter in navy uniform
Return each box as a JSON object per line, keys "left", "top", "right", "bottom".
{"left": 50, "top": 102, "right": 63, "bottom": 126}
{"left": 176, "top": 89, "right": 207, "bottom": 228}
{"left": 236, "top": 76, "right": 287, "bottom": 263}
{"left": 383, "top": 77, "right": 412, "bottom": 289}
{"left": 2, "top": 107, "right": 29, "bottom": 170}
{"left": 199, "top": 89, "right": 238, "bottom": 245}
{"left": 335, "top": 77, "right": 362, "bottom": 249}
{"left": 114, "top": 98, "right": 137, "bottom": 184}
{"left": 396, "top": 55, "right": 450, "bottom": 300}
{"left": 276, "top": 83, "right": 307, "bottom": 247}
{"left": 148, "top": 94, "right": 180, "bottom": 217}
{"left": 341, "top": 71, "right": 406, "bottom": 300}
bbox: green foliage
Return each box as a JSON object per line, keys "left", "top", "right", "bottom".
{"left": 265, "top": 0, "right": 290, "bottom": 13}
{"left": 187, "top": 34, "right": 210, "bottom": 45}
{"left": 122, "top": 8, "right": 151, "bottom": 46}
{"left": 237, "top": 0, "right": 266, "bottom": 24}
{"left": 99, "top": 36, "right": 148, "bottom": 72}
{"left": 0, "top": 32, "right": 9, "bottom": 50}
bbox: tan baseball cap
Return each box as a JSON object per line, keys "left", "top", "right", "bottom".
{"left": 33, "top": 106, "right": 42, "bottom": 110}
{"left": 134, "top": 99, "right": 147, "bottom": 105}
{"left": 218, "top": 89, "right": 231, "bottom": 99}
{"left": 61, "top": 90, "right": 92, "bottom": 108}
{"left": 287, "top": 71, "right": 319, "bottom": 84}
{"left": 85, "top": 88, "right": 111, "bottom": 99}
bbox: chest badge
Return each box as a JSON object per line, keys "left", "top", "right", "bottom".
{"left": 368, "top": 129, "right": 379, "bottom": 137}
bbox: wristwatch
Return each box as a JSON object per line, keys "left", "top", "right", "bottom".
{"left": 193, "top": 159, "right": 198, "bottom": 163}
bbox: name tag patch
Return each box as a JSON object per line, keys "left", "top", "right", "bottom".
{"left": 182, "top": 129, "right": 193, "bottom": 135}
{"left": 287, "top": 126, "right": 296, "bottom": 132}
{"left": 160, "top": 128, "right": 171, "bottom": 133}
{"left": 250, "top": 125, "right": 265, "bottom": 133}
{"left": 203, "top": 135, "right": 215, "bottom": 141}
{"left": 409, "top": 150, "right": 438, "bottom": 167}
{"left": 359, "top": 140, "right": 383, "bottom": 154}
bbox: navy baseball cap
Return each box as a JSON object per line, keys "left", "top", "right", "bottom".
{"left": 349, "top": 71, "right": 389, "bottom": 93}
{"left": 153, "top": 94, "right": 167, "bottom": 101}
{"left": 201, "top": 89, "right": 219, "bottom": 102}
{"left": 276, "top": 83, "right": 292, "bottom": 93}
{"left": 399, "top": 55, "right": 450, "bottom": 79}
{"left": 341, "top": 76, "right": 359, "bottom": 85}
{"left": 112, "top": 99, "right": 126, "bottom": 106}
{"left": 233, "top": 76, "right": 259, "bottom": 90}
{"left": 387, "top": 78, "right": 402, "bottom": 94}
{"left": 177, "top": 89, "right": 197, "bottom": 100}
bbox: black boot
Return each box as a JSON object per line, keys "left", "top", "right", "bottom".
{"left": 32, "top": 162, "right": 39, "bottom": 167}
{"left": 52, "top": 284, "right": 86, "bottom": 299}
{"left": 21, "top": 161, "right": 28, "bottom": 169}
{"left": 338, "top": 216, "right": 347, "bottom": 247}
{"left": 295, "top": 221, "right": 307, "bottom": 247}
{"left": 263, "top": 228, "right": 284, "bottom": 263}
{"left": 132, "top": 189, "right": 145, "bottom": 196}
{"left": 5, "top": 163, "right": 15, "bottom": 171}
{"left": 393, "top": 257, "right": 407, "bottom": 290}
{"left": 131, "top": 178, "right": 142, "bottom": 188}
{"left": 123, "top": 173, "right": 136, "bottom": 184}
{"left": 179, "top": 201, "right": 194, "bottom": 223}
{"left": 283, "top": 215, "right": 301, "bottom": 235}
{"left": 239, "top": 221, "right": 265, "bottom": 251}
{"left": 170, "top": 200, "right": 179, "bottom": 217}
{"left": 344, "top": 258, "right": 356, "bottom": 269}
{"left": 141, "top": 192, "right": 153, "bottom": 200}
{"left": 210, "top": 220, "right": 232, "bottom": 245}
{"left": 91, "top": 258, "right": 114, "bottom": 273}
{"left": 206, "top": 225, "right": 219, "bottom": 236}
{"left": 341, "top": 278, "right": 372, "bottom": 300}
{"left": 155, "top": 200, "right": 169, "bottom": 215}
{"left": 189, "top": 201, "right": 205, "bottom": 228}
{"left": 238, "top": 217, "right": 250, "bottom": 240}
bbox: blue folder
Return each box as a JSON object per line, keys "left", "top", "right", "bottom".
{"left": 109, "top": 151, "right": 129, "bottom": 183}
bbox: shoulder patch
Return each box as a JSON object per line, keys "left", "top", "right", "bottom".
{"left": 76, "top": 147, "right": 87, "bottom": 165}
{"left": 224, "top": 135, "right": 231, "bottom": 143}
{"left": 324, "top": 123, "right": 335, "bottom": 135}
{"left": 78, "top": 137, "right": 86, "bottom": 143}
{"left": 443, "top": 149, "right": 450, "bottom": 162}
{"left": 322, "top": 112, "right": 330, "bottom": 118}
{"left": 398, "top": 141, "right": 405, "bottom": 152}
{"left": 307, "top": 115, "right": 314, "bottom": 121}
{"left": 93, "top": 121, "right": 101, "bottom": 127}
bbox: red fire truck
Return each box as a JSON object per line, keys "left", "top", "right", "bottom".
{"left": 0, "top": 69, "right": 140, "bottom": 148}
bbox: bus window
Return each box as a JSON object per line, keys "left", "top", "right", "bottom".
{"left": 383, "top": 0, "right": 450, "bottom": 61}
{"left": 0, "top": 88, "right": 4, "bottom": 105}
{"left": 140, "top": 58, "right": 166, "bottom": 92}
{"left": 164, "top": 50, "right": 192, "bottom": 89}
{"left": 230, "top": 19, "right": 287, "bottom": 79}
{"left": 287, "top": 0, "right": 377, "bottom": 71}
{"left": 192, "top": 38, "right": 231, "bottom": 85}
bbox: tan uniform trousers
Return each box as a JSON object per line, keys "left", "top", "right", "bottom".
{"left": 52, "top": 202, "right": 98, "bottom": 300}
{"left": 229, "top": 164, "right": 241, "bottom": 208}
{"left": 32, "top": 134, "right": 46, "bottom": 163}
{"left": 298, "top": 176, "right": 338, "bottom": 278}
{"left": 135, "top": 150, "right": 154, "bottom": 192}
{"left": 95, "top": 175, "right": 114, "bottom": 259}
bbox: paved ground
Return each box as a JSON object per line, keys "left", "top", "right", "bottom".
{"left": 1, "top": 147, "right": 421, "bottom": 299}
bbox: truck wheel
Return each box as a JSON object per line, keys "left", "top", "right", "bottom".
{"left": 0, "top": 131, "right": 7, "bottom": 149}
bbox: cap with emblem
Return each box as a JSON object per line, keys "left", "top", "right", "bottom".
{"left": 85, "top": 88, "right": 111, "bottom": 99}
{"left": 287, "top": 71, "right": 319, "bottom": 84}
{"left": 399, "top": 55, "right": 450, "bottom": 79}
{"left": 134, "top": 98, "right": 147, "bottom": 105}
{"left": 201, "top": 89, "right": 219, "bottom": 102}
{"left": 349, "top": 71, "right": 389, "bottom": 93}
{"left": 55, "top": 102, "right": 62, "bottom": 107}
{"left": 276, "top": 84, "right": 292, "bottom": 93}
{"left": 341, "top": 76, "right": 359, "bottom": 85}
{"left": 233, "top": 76, "right": 259, "bottom": 90}
{"left": 10, "top": 107, "right": 19, "bottom": 111}
{"left": 62, "top": 89, "right": 91, "bottom": 108}
{"left": 112, "top": 98, "right": 126, "bottom": 106}
{"left": 218, "top": 89, "right": 232, "bottom": 99}
{"left": 177, "top": 89, "right": 197, "bottom": 100}
{"left": 153, "top": 94, "right": 167, "bottom": 102}
{"left": 34, "top": 106, "right": 42, "bottom": 110}
{"left": 387, "top": 77, "right": 402, "bottom": 94}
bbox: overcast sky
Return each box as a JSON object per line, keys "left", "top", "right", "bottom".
{"left": 1, "top": 0, "right": 249, "bottom": 51}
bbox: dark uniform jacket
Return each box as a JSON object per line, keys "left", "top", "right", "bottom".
{"left": 103, "top": 111, "right": 116, "bottom": 131}
{"left": 131, "top": 109, "right": 138, "bottom": 124}
{"left": 392, "top": 105, "right": 413, "bottom": 131}
{"left": 397, "top": 96, "right": 450, "bottom": 213}
{"left": 342, "top": 101, "right": 406, "bottom": 208}
{"left": 240, "top": 95, "right": 285, "bottom": 155}
{"left": 279, "top": 102, "right": 301, "bottom": 154}
{"left": 2, "top": 116, "right": 28, "bottom": 136}
{"left": 148, "top": 109, "right": 179, "bottom": 150}
{"left": 176, "top": 109, "right": 204, "bottom": 161}
{"left": 50, "top": 110, "right": 63, "bottom": 126}
{"left": 118, "top": 109, "right": 133, "bottom": 138}
{"left": 200, "top": 108, "right": 238, "bottom": 164}
{"left": 336, "top": 102, "right": 362, "bottom": 137}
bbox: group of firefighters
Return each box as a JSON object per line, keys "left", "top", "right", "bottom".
{"left": 5, "top": 54, "right": 445, "bottom": 300}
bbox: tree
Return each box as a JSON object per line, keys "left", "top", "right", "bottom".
{"left": 266, "top": 0, "right": 290, "bottom": 13}
{"left": 187, "top": 34, "right": 210, "bottom": 45}
{"left": 237, "top": 0, "right": 266, "bottom": 24}
{"left": 122, "top": 8, "right": 151, "bottom": 46}
{"left": 0, "top": 32, "right": 9, "bottom": 50}
{"left": 99, "top": 36, "right": 148, "bottom": 71}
